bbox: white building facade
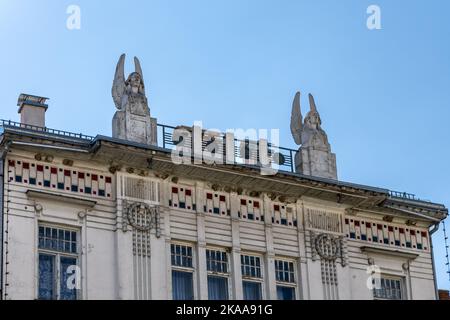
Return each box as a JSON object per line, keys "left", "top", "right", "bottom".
{"left": 0, "top": 63, "right": 447, "bottom": 300}
{"left": 0, "top": 121, "right": 446, "bottom": 300}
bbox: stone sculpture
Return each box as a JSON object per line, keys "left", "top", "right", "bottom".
{"left": 290, "top": 91, "right": 337, "bottom": 179}
{"left": 112, "top": 54, "right": 157, "bottom": 145}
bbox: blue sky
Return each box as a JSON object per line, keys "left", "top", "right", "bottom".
{"left": 1, "top": 0, "right": 449, "bottom": 291}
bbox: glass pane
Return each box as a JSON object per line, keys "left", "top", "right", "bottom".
{"left": 186, "top": 256, "right": 192, "bottom": 268}
{"left": 208, "top": 276, "right": 228, "bottom": 300}
{"left": 172, "top": 270, "right": 194, "bottom": 300}
{"left": 38, "top": 237, "right": 45, "bottom": 249}
{"left": 65, "top": 242, "right": 71, "bottom": 253}
{"left": 277, "top": 286, "right": 296, "bottom": 300}
{"left": 60, "top": 257, "right": 78, "bottom": 300}
{"left": 38, "top": 254, "right": 55, "bottom": 300}
{"left": 243, "top": 281, "right": 262, "bottom": 300}
{"left": 245, "top": 265, "right": 250, "bottom": 276}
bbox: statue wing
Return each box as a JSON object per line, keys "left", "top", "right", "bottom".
{"left": 134, "top": 56, "right": 145, "bottom": 95}
{"left": 112, "top": 54, "right": 126, "bottom": 109}
{"left": 290, "top": 91, "right": 303, "bottom": 145}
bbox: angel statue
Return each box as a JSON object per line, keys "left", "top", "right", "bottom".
{"left": 112, "top": 54, "right": 156, "bottom": 145}
{"left": 290, "top": 91, "right": 337, "bottom": 179}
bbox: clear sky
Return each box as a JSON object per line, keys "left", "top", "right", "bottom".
{"left": 1, "top": 0, "right": 449, "bottom": 291}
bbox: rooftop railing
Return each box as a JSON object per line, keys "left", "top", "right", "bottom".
{"left": 0, "top": 119, "right": 95, "bottom": 141}
{"left": 1, "top": 118, "right": 425, "bottom": 201}
{"left": 388, "top": 190, "right": 431, "bottom": 203}
{"left": 157, "top": 123, "right": 297, "bottom": 173}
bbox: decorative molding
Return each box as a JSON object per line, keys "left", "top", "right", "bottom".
{"left": 309, "top": 231, "right": 341, "bottom": 299}
{"left": 360, "top": 246, "right": 419, "bottom": 260}
{"left": 9, "top": 158, "right": 113, "bottom": 199}
{"left": 26, "top": 190, "right": 97, "bottom": 208}
{"left": 124, "top": 201, "right": 161, "bottom": 236}
{"left": 344, "top": 216, "right": 429, "bottom": 251}
{"left": 314, "top": 233, "right": 339, "bottom": 260}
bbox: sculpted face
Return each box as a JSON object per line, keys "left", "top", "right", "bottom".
{"left": 305, "top": 113, "right": 320, "bottom": 129}
{"left": 127, "top": 72, "right": 142, "bottom": 92}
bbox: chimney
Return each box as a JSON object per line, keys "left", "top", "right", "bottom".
{"left": 17, "top": 93, "right": 49, "bottom": 128}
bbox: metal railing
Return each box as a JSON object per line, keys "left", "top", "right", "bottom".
{"left": 1, "top": 118, "right": 426, "bottom": 201}
{"left": 388, "top": 190, "right": 432, "bottom": 203}
{"left": 0, "top": 119, "right": 95, "bottom": 141}
{"left": 156, "top": 123, "right": 297, "bottom": 173}
{"left": 389, "top": 190, "right": 417, "bottom": 200}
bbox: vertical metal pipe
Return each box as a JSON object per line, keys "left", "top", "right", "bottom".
{"left": 0, "top": 157, "right": 4, "bottom": 300}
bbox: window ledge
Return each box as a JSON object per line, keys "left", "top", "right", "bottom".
{"left": 360, "top": 246, "right": 419, "bottom": 259}
{"left": 26, "top": 190, "right": 97, "bottom": 208}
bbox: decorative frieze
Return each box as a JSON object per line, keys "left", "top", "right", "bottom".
{"left": 205, "top": 191, "right": 230, "bottom": 216}
{"left": 169, "top": 184, "right": 196, "bottom": 211}
{"left": 305, "top": 207, "right": 341, "bottom": 233}
{"left": 344, "top": 217, "right": 429, "bottom": 251}
{"left": 119, "top": 175, "right": 159, "bottom": 202}
{"left": 271, "top": 202, "right": 297, "bottom": 227}
{"left": 7, "top": 158, "right": 112, "bottom": 199}
{"left": 237, "top": 196, "right": 262, "bottom": 221}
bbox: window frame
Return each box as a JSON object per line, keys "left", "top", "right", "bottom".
{"left": 240, "top": 253, "right": 265, "bottom": 300}
{"left": 37, "top": 223, "right": 81, "bottom": 300}
{"left": 274, "top": 258, "right": 297, "bottom": 300}
{"left": 206, "top": 248, "right": 231, "bottom": 300}
{"left": 372, "top": 274, "right": 405, "bottom": 300}
{"left": 170, "top": 242, "right": 196, "bottom": 300}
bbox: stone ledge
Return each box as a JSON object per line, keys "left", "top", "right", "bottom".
{"left": 26, "top": 189, "right": 97, "bottom": 208}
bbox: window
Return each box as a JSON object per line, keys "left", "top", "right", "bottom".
{"left": 171, "top": 244, "right": 194, "bottom": 300}
{"left": 243, "top": 281, "right": 262, "bottom": 300}
{"left": 241, "top": 254, "right": 263, "bottom": 300}
{"left": 373, "top": 277, "right": 403, "bottom": 300}
{"left": 275, "top": 259, "right": 296, "bottom": 300}
{"left": 241, "top": 255, "right": 262, "bottom": 278}
{"left": 38, "top": 225, "right": 79, "bottom": 300}
{"left": 206, "top": 249, "right": 229, "bottom": 300}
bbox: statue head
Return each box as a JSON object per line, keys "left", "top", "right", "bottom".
{"left": 126, "top": 72, "right": 144, "bottom": 94}
{"left": 304, "top": 94, "right": 322, "bottom": 130}
{"left": 304, "top": 111, "right": 321, "bottom": 129}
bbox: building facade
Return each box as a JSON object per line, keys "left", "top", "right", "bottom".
{"left": 0, "top": 56, "right": 447, "bottom": 300}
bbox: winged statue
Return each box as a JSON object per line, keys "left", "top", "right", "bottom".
{"left": 112, "top": 54, "right": 154, "bottom": 144}
{"left": 112, "top": 54, "right": 148, "bottom": 114}
{"left": 290, "top": 91, "right": 329, "bottom": 148}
